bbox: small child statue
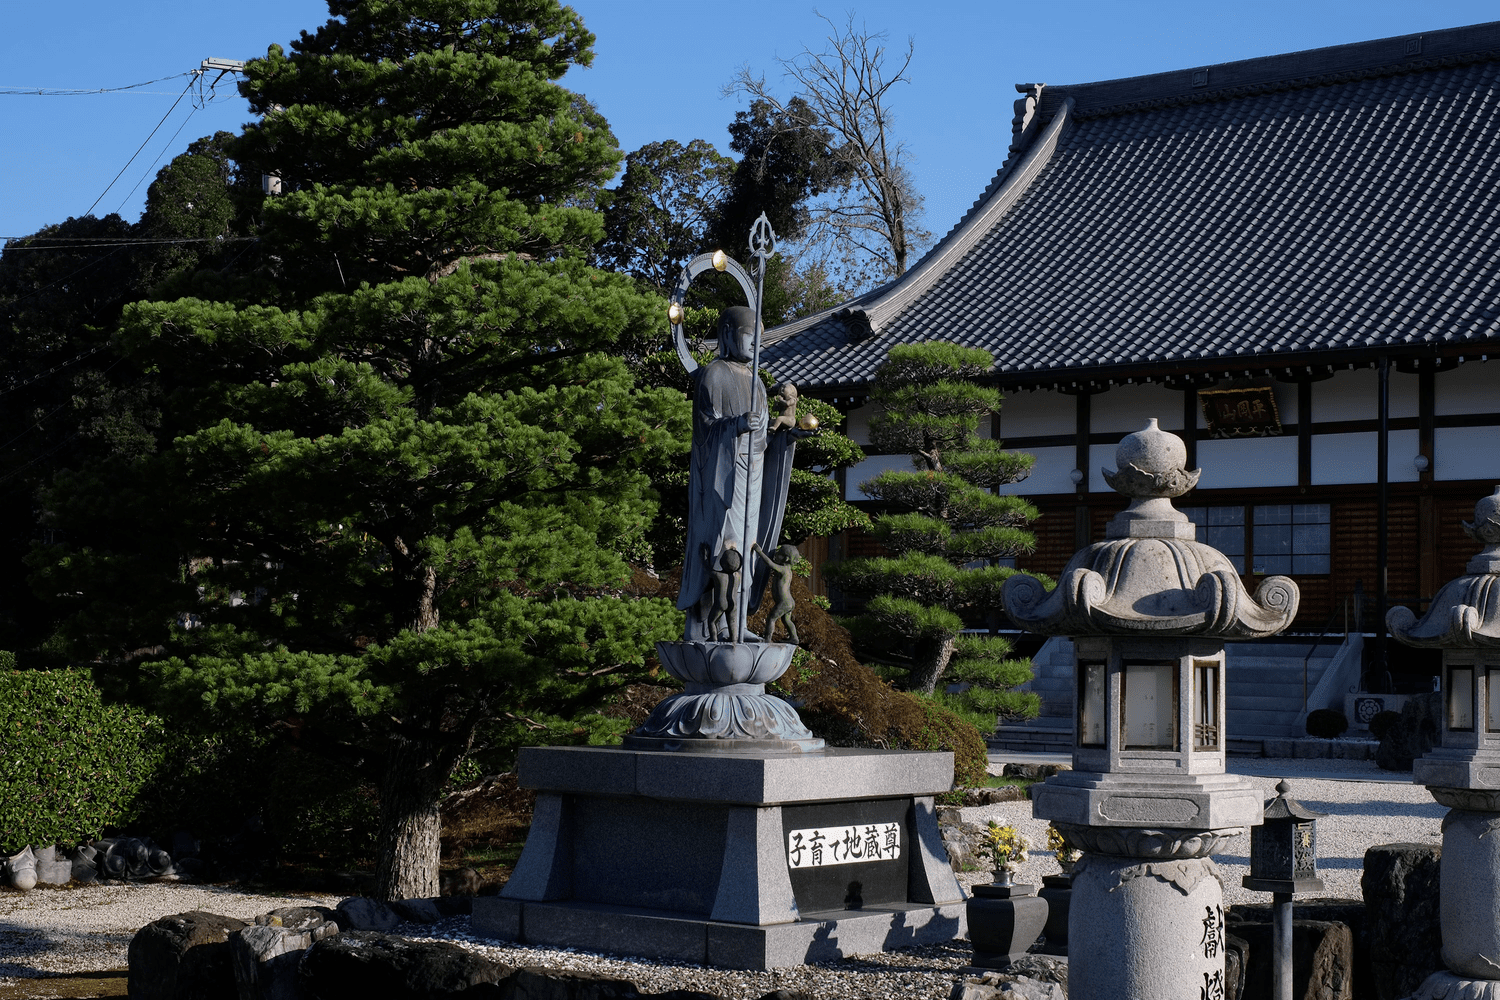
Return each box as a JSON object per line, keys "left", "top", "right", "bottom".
{"left": 767, "top": 382, "right": 801, "bottom": 434}
{"left": 704, "top": 544, "right": 742, "bottom": 644}
{"left": 750, "top": 541, "right": 800, "bottom": 644}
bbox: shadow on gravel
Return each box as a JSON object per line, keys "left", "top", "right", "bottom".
{"left": 1295, "top": 799, "right": 1447, "bottom": 819}
{"left": 0, "top": 921, "right": 62, "bottom": 978}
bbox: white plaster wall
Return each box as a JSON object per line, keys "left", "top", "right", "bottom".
{"left": 1196, "top": 436, "right": 1298, "bottom": 489}
{"left": 843, "top": 454, "right": 916, "bottom": 500}
{"left": 997, "top": 445, "right": 1076, "bottom": 495}
{"left": 997, "top": 389, "right": 1073, "bottom": 439}
{"left": 1088, "top": 443, "right": 1116, "bottom": 494}
{"left": 1092, "top": 384, "right": 1186, "bottom": 433}
{"left": 1311, "top": 368, "right": 1419, "bottom": 422}
{"left": 1311, "top": 432, "right": 1376, "bottom": 484}
{"left": 1435, "top": 427, "right": 1500, "bottom": 481}
{"left": 1435, "top": 361, "right": 1500, "bottom": 416}
{"left": 1386, "top": 429, "right": 1422, "bottom": 483}
{"left": 845, "top": 403, "right": 875, "bottom": 445}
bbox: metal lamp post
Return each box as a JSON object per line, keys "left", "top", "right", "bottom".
{"left": 1243, "top": 780, "right": 1326, "bottom": 1000}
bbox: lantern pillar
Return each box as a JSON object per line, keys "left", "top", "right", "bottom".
{"left": 1390, "top": 487, "right": 1500, "bottom": 998}
{"left": 1005, "top": 418, "right": 1301, "bottom": 1000}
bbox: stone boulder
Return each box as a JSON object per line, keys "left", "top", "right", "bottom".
{"left": 1231, "top": 898, "right": 1368, "bottom": 1000}
{"left": 950, "top": 956, "right": 1069, "bottom": 1000}
{"left": 936, "top": 807, "right": 988, "bottom": 872}
{"left": 440, "top": 866, "right": 482, "bottom": 898}
{"left": 128, "top": 910, "right": 248, "bottom": 1000}
{"left": 392, "top": 897, "right": 446, "bottom": 924}
{"left": 298, "top": 931, "right": 511, "bottom": 999}
{"left": 334, "top": 896, "right": 401, "bottom": 932}
{"left": 1225, "top": 933, "right": 1247, "bottom": 1000}
{"left": 1375, "top": 693, "right": 1441, "bottom": 771}
{"left": 1001, "top": 763, "right": 1071, "bottom": 781}
{"left": 1363, "top": 843, "right": 1443, "bottom": 1000}
{"left": 1227, "top": 919, "right": 1353, "bottom": 1000}
{"left": 231, "top": 907, "right": 339, "bottom": 1000}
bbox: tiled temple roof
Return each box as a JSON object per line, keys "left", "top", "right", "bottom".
{"left": 761, "top": 22, "right": 1500, "bottom": 392}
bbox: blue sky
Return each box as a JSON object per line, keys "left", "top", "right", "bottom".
{"left": 3, "top": 1, "right": 1498, "bottom": 246}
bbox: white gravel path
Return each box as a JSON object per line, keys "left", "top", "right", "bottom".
{"left": 0, "top": 755, "right": 1445, "bottom": 995}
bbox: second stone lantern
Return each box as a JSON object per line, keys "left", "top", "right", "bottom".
{"left": 1003, "top": 418, "right": 1300, "bottom": 1000}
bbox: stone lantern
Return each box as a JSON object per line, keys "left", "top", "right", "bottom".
{"left": 1003, "top": 418, "right": 1300, "bottom": 1000}
{"left": 1389, "top": 486, "right": 1500, "bottom": 999}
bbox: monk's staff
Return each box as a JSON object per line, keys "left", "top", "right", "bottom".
{"left": 740, "top": 214, "right": 778, "bottom": 642}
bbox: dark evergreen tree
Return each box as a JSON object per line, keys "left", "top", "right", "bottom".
{"left": 30, "top": 0, "right": 690, "bottom": 901}
{"left": 825, "top": 342, "right": 1040, "bottom": 724}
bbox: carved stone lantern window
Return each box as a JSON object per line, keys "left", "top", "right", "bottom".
{"left": 1072, "top": 638, "right": 1226, "bottom": 774}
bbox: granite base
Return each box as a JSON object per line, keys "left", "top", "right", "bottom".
{"left": 481, "top": 745, "right": 966, "bottom": 969}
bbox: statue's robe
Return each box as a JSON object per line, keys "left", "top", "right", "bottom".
{"left": 676, "top": 358, "right": 795, "bottom": 640}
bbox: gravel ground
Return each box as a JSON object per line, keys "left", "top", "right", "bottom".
{"left": 0, "top": 755, "right": 1445, "bottom": 997}
{"left": 0, "top": 883, "right": 344, "bottom": 984}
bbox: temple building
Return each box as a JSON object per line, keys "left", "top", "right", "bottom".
{"left": 762, "top": 21, "right": 1500, "bottom": 725}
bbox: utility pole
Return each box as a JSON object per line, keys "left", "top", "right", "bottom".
{"left": 199, "top": 58, "right": 279, "bottom": 195}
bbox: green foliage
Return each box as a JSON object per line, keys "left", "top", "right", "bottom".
{"left": 0, "top": 668, "right": 167, "bottom": 848}
{"left": 597, "top": 139, "right": 735, "bottom": 292}
{"left": 1306, "top": 708, "right": 1350, "bottom": 739}
{"left": 27, "top": 1, "right": 698, "bottom": 898}
{"left": 827, "top": 341, "right": 1039, "bottom": 714}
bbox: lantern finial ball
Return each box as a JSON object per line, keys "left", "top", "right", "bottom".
{"left": 712, "top": 249, "right": 728, "bottom": 272}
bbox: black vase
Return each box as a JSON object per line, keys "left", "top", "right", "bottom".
{"left": 967, "top": 881, "right": 1050, "bottom": 969}
{"left": 1034, "top": 872, "right": 1073, "bottom": 956}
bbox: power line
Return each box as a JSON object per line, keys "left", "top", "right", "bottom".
{"left": 81, "top": 76, "right": 198, "bottom": 219}
{"left": 114, "top": 105, "right": 199, "bottom": 215}
{"left": 0, "top": 72, "right": 196, "bottom": 97}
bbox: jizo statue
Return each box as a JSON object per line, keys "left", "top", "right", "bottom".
{"left": 676, "top": 306, "right": 804, "bottom": 641}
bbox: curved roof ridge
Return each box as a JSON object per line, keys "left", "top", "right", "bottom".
{"left": 762, "top": 98, "right": 1073, "bottom": 348}
{"left": 1053, "top": 19, "right": 1500, "bottom": 120}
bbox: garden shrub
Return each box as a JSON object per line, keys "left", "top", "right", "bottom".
{"left": 0, "top": 666, "right": 169, "bottom": 848}
{"left": 1368, "top": 710, "right": 1402, "bottom": 740}
{"left": 1306, "top": 708, "right": 1350, "bottom": 738}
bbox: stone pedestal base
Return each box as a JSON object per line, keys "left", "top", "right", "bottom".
{"left": 967, "top": 883, "right": 1049, "bottom": 969}
{"left": 475, "top": 745, "right": 965, "bottom": 969}
{"left": 1406, "top": 971, "right": 1500, "bottom": 1000}
{"left": 1435, "top": 804, "right": 1500, "bottom": 979}
{"left": 1069, "top": 854, "right": 1227, "bottom": 1000}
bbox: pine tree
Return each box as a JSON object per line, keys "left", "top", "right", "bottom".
{"left": 825, "top": 342, "right": 1041, "bottom": 724}
{"left": 30, "top": 0, "right": 690, "bottom": 900}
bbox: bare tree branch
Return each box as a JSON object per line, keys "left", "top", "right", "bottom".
{"left": 727, "top": 11, "right": 931, "bottom": 286}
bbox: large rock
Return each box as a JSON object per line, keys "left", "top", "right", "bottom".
{"left": 1231, "top": 898, "right": 1368, "bottom": 1000}
{"left": 1227, "top": 919, "right": 1353, "bottom": 1000}
{"left": 1225, "top": 933, "right": 1247, "bottom": 1000}
{"left": 298, "top": 931, "right": 511, "bottom": 999}
{"left": 950, "top": 956, "right": 1069, "bottom": 1000}
{"left": 128, "top": 910, "right": 248, "bottom": 1000}
{"left": 1363, "top": 843, "right": 1443, "bottom": 1000}
{"left": 1375, "top": 693, "right": 1441, "bottom": 771}
{"left": 231, "top": 907, "right": 339, "bottom": 1000}
{"left": 334, "top": 896, "right": 401, "bottom": 932}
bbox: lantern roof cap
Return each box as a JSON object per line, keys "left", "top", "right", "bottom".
{"left": 1263, "top": 779, "right": 1326, "bottom": 822}
{"left": 1389, "top": 486, "right": 1500, "bottom": 648}
{"left": 1004, "top": 419, "right": 1299, "bottom": 638}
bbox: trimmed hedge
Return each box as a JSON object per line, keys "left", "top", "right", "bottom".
{"left": 0, "top": 666, "right": 169, "bottom": 848}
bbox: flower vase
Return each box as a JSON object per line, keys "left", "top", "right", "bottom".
{"left": 967, "top": 874, "right": 1048, "bottom": 970}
